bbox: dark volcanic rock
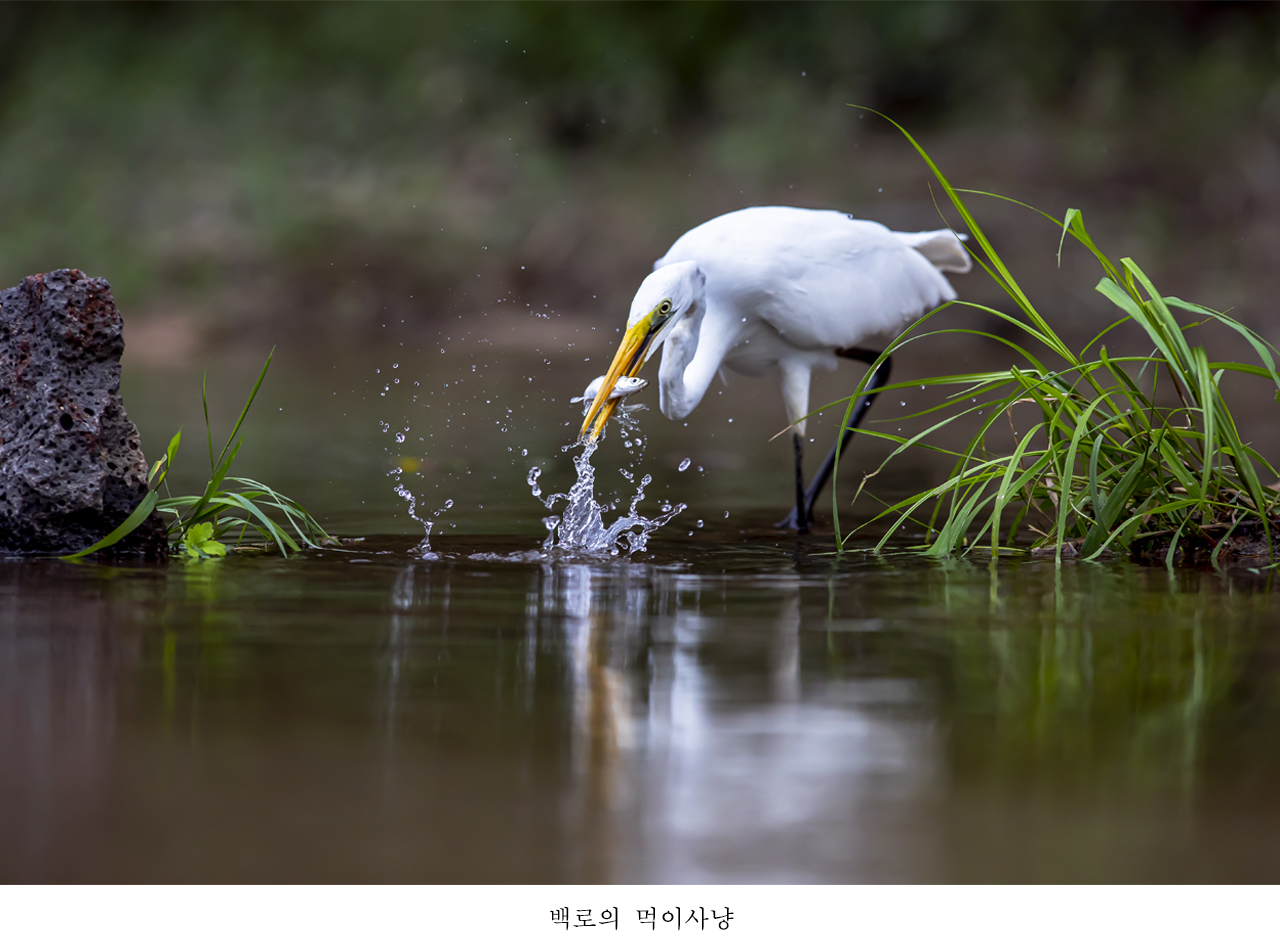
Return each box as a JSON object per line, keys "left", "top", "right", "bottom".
{"left": 0, "top": 269, "right": 167, "bottom": 558}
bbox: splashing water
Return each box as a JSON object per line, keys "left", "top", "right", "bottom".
{"left": 412, "top": 498, "right": 454, "bottom": 560}
{"left": 528, "top": 438, "right": 685, "bottom": 556}
{"left": 393, "top": 480, "right": 453, "bottom": 560}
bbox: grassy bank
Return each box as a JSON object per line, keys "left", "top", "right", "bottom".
{"left": 836, "top": 119, "right": 1280, "bottom": 568}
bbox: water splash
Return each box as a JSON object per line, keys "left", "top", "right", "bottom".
{"left": 528, "top": 439, "right": 685, "bottom": 556}
{"left": 408, "top": 497, "right": 454, "bottom": 560}
{"left": 391, "top": 470, "right": 454, "bottom": 560}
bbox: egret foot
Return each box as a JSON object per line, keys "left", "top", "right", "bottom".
{"left": 775, "top": 433, "right": 810, "bottom": 533}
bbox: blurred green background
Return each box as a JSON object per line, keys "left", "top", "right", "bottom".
{"left": 5, "top": 2, "right": 1278, "bottom": 338}
{"left": 3, "top": 1, "right": 1278, "bottom": 531}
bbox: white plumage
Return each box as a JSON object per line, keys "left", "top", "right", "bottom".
{"left": 578, "top": 205, "right": 971, "bottom": 530}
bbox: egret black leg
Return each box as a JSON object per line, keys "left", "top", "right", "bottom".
{"left": 775, "top": 431, "right": 811, "bottom": 532}
{"left": 791, "top": 433, "right": 809, "bottom": 534}
{"left": 778, "top": 347, "right": 892, "bottom": 530}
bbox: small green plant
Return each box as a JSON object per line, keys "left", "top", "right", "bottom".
{"left": 826, "top": 112, "right": 1280, "bottom": 567}
{"left": 181, "top": 521, "right": 227, "bottom": 559}
{"left": 66, "top": 349, "right": 330, "bottom": 560}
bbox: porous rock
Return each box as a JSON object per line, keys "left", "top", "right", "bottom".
{"left": 0, "top": 269, "right": 166, "bottom": 558}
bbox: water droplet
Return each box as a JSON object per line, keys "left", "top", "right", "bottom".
{"left": 678, "top": 457, "right": 691, "bottom": 472}
{"left": 724, "top": 511, "right": 729, "bottom": 518}
{"left": 395, "top": 432, "right": 406, "bottom": 443}
{"left": 696, "top": 519, "right": 704, "bottom": 528}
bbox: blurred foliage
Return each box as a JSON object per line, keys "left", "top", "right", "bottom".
{"left": 0, "top": 2, "right": 1276, "bottom": 339}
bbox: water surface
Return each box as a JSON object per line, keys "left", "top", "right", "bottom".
{"left": 4, "top": 525, "right": 1279, "bottom": 882}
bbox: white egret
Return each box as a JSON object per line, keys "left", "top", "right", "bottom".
{"left": 578, "top": 206, "right": 971, "bottom": 532}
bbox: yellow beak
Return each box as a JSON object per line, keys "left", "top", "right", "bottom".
{"left": 579, "top": 312, "right": 657, "bottom": 443}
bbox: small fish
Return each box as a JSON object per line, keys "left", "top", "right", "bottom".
{"left": 570, "top": 374, "right": 649, "bottom": 405}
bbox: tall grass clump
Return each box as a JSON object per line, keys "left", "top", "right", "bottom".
{"left": 830, "top": 114, "right": 1280, "bottom": 567}
{"left": 67, "top": 349, "right": 329, "bottom": 560}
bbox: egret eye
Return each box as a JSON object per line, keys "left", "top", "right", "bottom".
{"left": 658, "top": 299, "right": 672, "bottom": 315}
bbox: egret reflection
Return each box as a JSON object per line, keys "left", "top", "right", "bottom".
{"left": 436, "top": 559, "right": 938, "bottom": 881}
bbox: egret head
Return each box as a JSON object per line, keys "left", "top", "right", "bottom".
{"left": 579, "top": 261, "right": 704, "bottom": 443}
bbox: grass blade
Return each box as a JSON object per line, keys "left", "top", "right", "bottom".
{"left": 62, "top": 491, "right": 158, "bottom": 560}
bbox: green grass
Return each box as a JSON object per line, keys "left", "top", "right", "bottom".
{"left": 827, "top": 114, "right": 1280, "bottom": 568}
{"left": 66, "top": 349, "right": 330, "bottom": 560}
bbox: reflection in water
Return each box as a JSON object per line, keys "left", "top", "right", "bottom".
{"left": 618, "top": 573, "right": 937, "bottom": 882}
{"left": 2, "top": 544, "right": 1280, "bottom": 882}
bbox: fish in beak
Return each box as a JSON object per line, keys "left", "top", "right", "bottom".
{"left": 578, "top": 309, "right": 661, "bottom": 443}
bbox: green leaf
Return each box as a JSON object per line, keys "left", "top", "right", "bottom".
{"left": 1081, "top": 445, "right": 1149, "bottom": 558}
{"left": 182, "top": 521, "right": 227, "bottom": 559}
{"left": 203, "top": 369, "right": 214, "bottom": 475}
{"left": 62, "top": 490, "right": 159, "bottom": 560}
{"left": 1096, "top": 277, "right": 1144, "bottom": 322}
{"left": 148, "top": 430, "right": 182, "bottom": 488}
{"left": 1057, "top": 208, "right": 1080, "bottom": 267}
{"left": 215, "top": 348, "right": 274, "bottom": 475}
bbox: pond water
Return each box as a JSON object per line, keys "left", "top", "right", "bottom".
{"left": 4, "top": 525, "right": 1280, "bottom": 883}
{"left": 4, "top": 328, "right": 1280, "bottom": 883}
